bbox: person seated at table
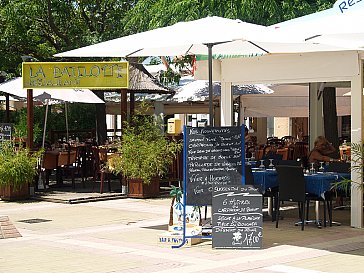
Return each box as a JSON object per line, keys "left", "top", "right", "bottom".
{"left": 244, "top": 125, "right": 252, "bottom": 144}
{"left": 308, "top": 136, "right": 339, "bottom": 163}
{"left": 244, "top": 125, "right": 255, "bottom": 159}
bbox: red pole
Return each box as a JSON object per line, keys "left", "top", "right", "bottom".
{"left": 27, "top": 89, "right": 34, "bottom": 149}
{"left": 120, "top": 89, "right": 127, "bottom": 130}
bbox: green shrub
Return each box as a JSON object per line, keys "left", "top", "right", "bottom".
{"left": 108, "top": 106, "right": 182, "bottom": 184}
{"left": 0, "top": 141, "right": 42, "bottom": 189}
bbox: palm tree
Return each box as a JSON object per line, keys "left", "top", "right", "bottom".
{"left": 169, "top": 185, "right": 182, "bottom": 226}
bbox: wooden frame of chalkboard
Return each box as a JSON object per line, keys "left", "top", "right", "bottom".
{"left": 0, "top": 123, "right": 12, "bottom": 142}
{"left": 172, "top": 125, "right": 246, "bottom": 249}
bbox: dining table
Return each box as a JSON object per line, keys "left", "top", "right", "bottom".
{"left": 250, "top": 167, "right": 350, "bottom": 225}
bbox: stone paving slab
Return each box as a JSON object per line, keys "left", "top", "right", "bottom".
{"left": 0, "top": 216, "right": 21, "bottom": 239}
{"left": 0, "top": 197, "right": 363, "bottom": 273}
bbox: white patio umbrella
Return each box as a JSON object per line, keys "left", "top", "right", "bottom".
{"left": 171, "top": 75, "right": 273, "bottom": 103}
{"left": 0, "top": 77, "right": 104, "bottom": 147}
{"left": 269, "top": 0, "right": 364, "bottom": 48}
{"left": 56, "top": 17, "right": 270, "bottom": 126}
{"left": 55, "top": 16, "right": 353, "bottom": 126}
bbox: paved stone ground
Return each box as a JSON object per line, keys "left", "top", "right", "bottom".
{"left": 0, "top": 197, "right": 363, "bottom": 273}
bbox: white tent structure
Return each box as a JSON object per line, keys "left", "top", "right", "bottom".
{"left": 56, "top": 13, "right": 364, "bottom": 227}
{"left": 242, "top": 84, "right": 351, "bottom": 117}
{"left": 193, "top": 1, "right": 364, "bottom": 227}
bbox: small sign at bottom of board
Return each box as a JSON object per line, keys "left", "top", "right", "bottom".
{"left": 212, "top": 185, "right": 263, "bottom": 249}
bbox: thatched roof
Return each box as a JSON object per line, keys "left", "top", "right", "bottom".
{"left": 103, "top": 63, "right": 174, "bottom": 102}
{"left": 128, "top": 63, "right": 173, "bottom": 94}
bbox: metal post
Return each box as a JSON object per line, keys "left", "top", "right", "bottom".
{"left": 5, "top": 93, "right": 10, "bottom": 122}
{"left": 42, "top": 100, "right": 49, "bottom": 148}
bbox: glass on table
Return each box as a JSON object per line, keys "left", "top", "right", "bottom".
{"left": 259, "top": 159, "right": 265, "bottom": 169}
{"left": 319, "top": 161, "right": 325, "bottom": 172}
{"left": 310, "top": 162, "right": 316, "bottom": 173}
{"left": 251, "top": 152, "right": 255, "bottom": 161}
{"left": 268, "top": 158, "right": 275, "bottom": 169}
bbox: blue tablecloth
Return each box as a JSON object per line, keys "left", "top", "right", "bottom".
{"left": 252, "top": 170, "right": 350, "bottom": 199}
{"left": 251, "top": 169, "right": 277, "bottom": 192}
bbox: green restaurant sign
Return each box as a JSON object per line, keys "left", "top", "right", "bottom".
{"left": 22, "top": 61, "right": 129, "bottom": 89}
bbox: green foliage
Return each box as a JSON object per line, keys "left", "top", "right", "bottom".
{"left": 159, "top": 68, "right": 181, "bottom": 86}
{"left": 0, "top": 141, "right": 42, "bottom": 189}
{"left": 13, "top": 108, "right": 42, "bottom": 143}
{"left": 0, "top": 0, "right": 135, "bottom": 74}
{"left": 170, "top": 185, "right": 182, "bottom": 203}
{"left": 0, "top": 0, "right": 336, "bottom": 75}
{"left": 108, "top": 104, "right": 183, "bottom": 184}
{"left": 121, "top": 0, "right": 336, "bottom": 32}
{"left": 11, "top": 103, "right": 96, "bottom": 144}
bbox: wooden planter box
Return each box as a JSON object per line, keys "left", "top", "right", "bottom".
{"left": 127, "top": 177, "right": 160, "bottom": 198}
{"left": 0, "top": 184, "right": 29, "bottom": 201}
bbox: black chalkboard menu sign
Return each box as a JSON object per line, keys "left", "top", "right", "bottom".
{"left": 212, "top": 185, "right": 263, "bottom": 249}
{"left": 0, "top": 123, "right": 12, "bottom": 141}
{"left": 186, "top": 127, "right": 243, "bottom": 206}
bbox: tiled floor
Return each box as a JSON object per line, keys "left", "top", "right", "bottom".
{"left": 0, "top": 196, "right": 363, "bottom": 273}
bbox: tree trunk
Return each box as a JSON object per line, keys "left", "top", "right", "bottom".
{"left": 169, "top": 196, "right": 176, "bottom": 226}
{"left": 323, "top": 87, "right": 340, "bottom": 159}
{"left": 95, "top": 91, "right": 107, "bottom": 145}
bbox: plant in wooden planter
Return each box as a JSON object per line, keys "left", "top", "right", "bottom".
{"left": 0, "top": 141, "right": 42, "bottom": 201}
{"left": 108, "top": 105, "right": 182, "bottom": 198}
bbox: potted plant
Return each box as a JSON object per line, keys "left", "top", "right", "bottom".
{"left": 0, "top": 141, "right": 42, "bottom": 201}
{"left": 108, "top": 106, "right": 183, "bottom": 198}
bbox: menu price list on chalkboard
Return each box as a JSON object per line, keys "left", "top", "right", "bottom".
{"left": 212, "top": 185, "right": 263, "bottom": 249}
{"left": 0, "top": 123, "right": 12, "bottom": 141}
{"left": 186, "top": 127, "right": 243, "bottom": 206}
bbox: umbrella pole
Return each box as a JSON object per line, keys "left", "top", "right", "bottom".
{"left": 5, "top": 93, "right": 10, "bottom": 122}
{"left": 207, "top": 43, "right": 214, "bottom": 127}
{"left": 65, "top": 102, "right": 69, "bottom": 141}
{"left": 42, "top": 100, "right": 49, "bottom": 149}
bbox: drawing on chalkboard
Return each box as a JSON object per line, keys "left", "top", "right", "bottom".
{"left": 232, "top": 231, "right": 243, "bottom": 245}
{"left": 186, "top": 126, "right": 243, "bottom": 206}
{"left": 169, "top": 196, "right": 202, "bottom": 236}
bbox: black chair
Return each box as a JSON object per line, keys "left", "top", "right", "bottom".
{"left": 326, "top": 162, "right": 350, "bottom": 173}
{"left": 281, "top": 136, "right": 294, "bottom": 144}
{"left": 275, "top": 165, "right": 332, "bottom": 230}
{"left": 276, "top": 160, "right": 301, "bottom": 166}
{"left": 245, "top": 165, "right": 255, "bottom": 185}
{"left": 326, "top": 162, "right": 350, "bottom": 210}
